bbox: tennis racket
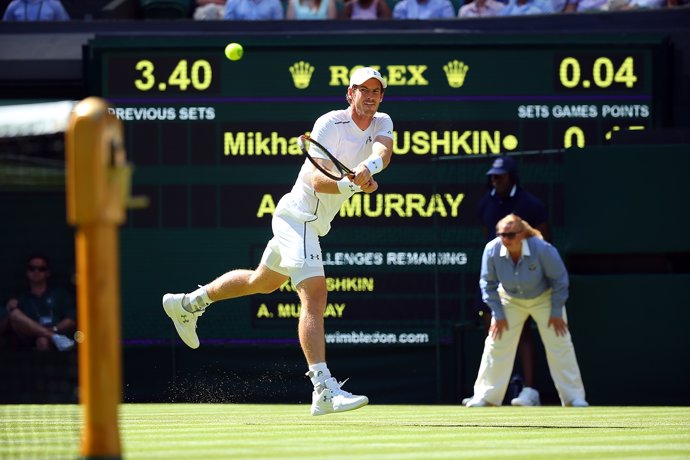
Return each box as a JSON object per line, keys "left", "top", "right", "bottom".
{"left": 298, "top": 134, "right": 353, "bottom": 181}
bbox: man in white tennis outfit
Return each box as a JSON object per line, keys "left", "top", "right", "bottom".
{"left": 163, "top": 67, "right": 394, "bottom": 416}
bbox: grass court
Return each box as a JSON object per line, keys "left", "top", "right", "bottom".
{"left": 1, "top": 404, "right": 689, "bottom": 459}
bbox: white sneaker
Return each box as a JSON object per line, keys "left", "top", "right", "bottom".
{"left": 310, "top": 377, "right": 368, "bottom": 416}
{"left": 462, "top": 397, "right": 472, "bottom": 405}
{"left": 570, "top": 398, "right": 590, "bottom": 407}
{"left": 51, "top": 334, "right": 75, "bottom": 352}
{"left": 162, "top": 293, "right": 204, "bottom": 349}
{"left": 511, "top": 386, "right": 541, "bottom": 406}
{"left": 465, "top": 396, "right": 492, "bottom": 407}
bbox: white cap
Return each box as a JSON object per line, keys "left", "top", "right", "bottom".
{"left": 349, "top": 67, "right": 387, "bottom": 89}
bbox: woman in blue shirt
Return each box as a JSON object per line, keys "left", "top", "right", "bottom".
{"left": 3, "top": 0, "right": 70, "bottom": 21}
{"left": 223, "top": 0, "right": 284, "bottom": 20}
{"left": 286, "top": 0, "right": 337, "bottom": 19}
{"left": 465, "top": 214, "right": 588, "bottom": 407}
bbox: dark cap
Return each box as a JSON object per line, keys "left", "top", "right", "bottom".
{"left": 486, "top": 156, "right": 518, "bottom": 176}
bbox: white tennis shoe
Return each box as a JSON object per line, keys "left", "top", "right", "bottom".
{"left": 162, "top": 293, "right": 204, "bottom": 349}
{"left": 511, "top": 386, "right": 541, "bottom": 406}
{"left": 465, "top": 396, "right": 492, "bottom": 407}
{"left": 310, "top": 377, "right": 368, "bottom": 416}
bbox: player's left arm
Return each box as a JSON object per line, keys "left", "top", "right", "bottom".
{"left": 352, "top": 134, "right": 393, "bottom": 187}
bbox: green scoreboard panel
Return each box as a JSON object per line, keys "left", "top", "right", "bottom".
{"left": 85, "top": 33, "right": 666, "bottom": 346}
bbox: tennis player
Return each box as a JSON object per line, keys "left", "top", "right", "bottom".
{"left": 163, "top": 67, "right": 393, "bottom": 416}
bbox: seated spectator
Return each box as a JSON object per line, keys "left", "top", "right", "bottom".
{"left": 606, "top": 0, "right": 665, "bottom": 9}
{"left": 458, "top": 0, "right": 505, "bottom": 17}
{"left": 392, "top": 0, "right": 456, "bottom": 18}
{"left": 224, "top": 0, "right": 284, "bottom": 19}
{"left": 286, "top": 0, "right": 337, "bottom": 19}
{"left": 563, "top": 0, "right": 606, "bottom": 11}
{"left": 5, "top": 254, "right": 76, "bottom": 352}
{"left": 564, "top": 0, "right": 667, "bottom": 10}
{"left": 499, "top": 0, "right": 561, "bottom": 14}
{"left": 194, "top": 0, "right": 226, "bottom": 19}
{"left": 340, "top": 0, "right": 393, "bottom": 19}
{"left": 3, "top": 0, "right": 70, "bottom": 21}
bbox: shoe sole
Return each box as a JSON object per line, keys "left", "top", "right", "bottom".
{"left": 311, "top": 397, "right": 369, "bottom": 416}
{"left": 163, "top": 294, "right": 200, "bottom": 349}
{"left": 465, "top": 398, "right": 495, "bottom": 407}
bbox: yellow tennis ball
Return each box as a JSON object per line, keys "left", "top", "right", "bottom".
{"left": 225, "top": 43, "right": 243, "bottom": 61}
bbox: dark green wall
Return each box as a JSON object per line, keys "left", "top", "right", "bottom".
{"left": 2, "top": 144, "right": 689, "bottom": 405}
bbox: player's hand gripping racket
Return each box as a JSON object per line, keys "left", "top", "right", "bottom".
{"left": 298, "top": 134, "right": 353, "bottom": 181}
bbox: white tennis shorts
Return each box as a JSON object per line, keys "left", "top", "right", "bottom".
{"left": 259, "top": 211, "right": 325, "bottom": 286}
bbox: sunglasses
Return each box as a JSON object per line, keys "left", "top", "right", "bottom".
{"left": 497, "top": 232, "right": 519, "bottom": 240}
{"left": 27, "top": 265, "right": 49, "bottom": 272}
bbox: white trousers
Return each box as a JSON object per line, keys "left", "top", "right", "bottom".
{"left": 472, "top": 288, "right": 586, "bottom": 406}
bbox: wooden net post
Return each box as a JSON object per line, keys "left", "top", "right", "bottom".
{"left": 65, "top": 97, "right": 146, "bottom": 459}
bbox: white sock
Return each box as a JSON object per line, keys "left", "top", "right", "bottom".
{"left": 183, "top": 285, "right": 213, "bottom": 313}
{"left": 307, "top": 362, "right": 331, "bottom": 387}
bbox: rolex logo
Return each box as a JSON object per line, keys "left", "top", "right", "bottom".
{"left": 289, "top": 61, "right": 315, "bottom": 89}
{"left": 443, "top": 60, "right": 469, "bottom": 88}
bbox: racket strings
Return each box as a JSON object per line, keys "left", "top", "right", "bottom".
{"left": 300, "top": 135, "right": 351, "bottom": 180}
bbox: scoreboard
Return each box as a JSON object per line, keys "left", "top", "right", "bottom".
{"left": 84, "top": 32, "right": 667, "bottom": 346}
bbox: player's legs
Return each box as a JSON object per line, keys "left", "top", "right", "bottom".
{"left": 280, "top": 229, "right": 368, "bottom": 416}
{"left": 296, "top": 274, "right": 369, "bottom": 416}
{"left": 294, "top": 275, "right": 328, "bottom": 365}
{"left": 205, "top": 264, "right": 288, "bottom": 301}
{"left": 162, "top": 238, "right": 288, "bottom": 349}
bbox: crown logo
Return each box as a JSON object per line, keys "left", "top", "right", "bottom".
{"left": 443, "top": 60, "right": 469, "bottom": 88}
{"left": 289, "top": 61, "right": 315, "bottom": 89}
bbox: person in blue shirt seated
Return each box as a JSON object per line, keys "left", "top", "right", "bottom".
{"left": 340, "top": 0, "right": 393, "bottom": 19}
{"left": 3, "top": 0, "right": 70, "bottom": 21}
{"left": 498, "top": 0, "right": 564, "bottom": 15}
{"left": 223, "top": 0, "right": 284, "bottom": 19}
{"left": 392, "top": 0, "right": 456, "bottom": 18}
{"left": 458, "top": 0, "right": 506, "bottom": 18}
{"left": 193, "top": 0, "right": 226, "bottom": 20}
{"left": 286, "top": 0, "right": 337, "bottom": 19}
{"left": 5, "top": 254, "right": 76, "bottom": 352}
{"left": 464, "top": 214, "right": 588, "bottom": 407}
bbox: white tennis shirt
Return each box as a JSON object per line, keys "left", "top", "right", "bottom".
{"left": 277, "top": 108, "right": 394, "bottom": 237}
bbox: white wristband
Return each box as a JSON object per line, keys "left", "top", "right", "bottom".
{"left": 337, "top": 178, "right": 362, "bottom": 194}
{"left": 363, "top": 154, "right": 383, "bottom": 175}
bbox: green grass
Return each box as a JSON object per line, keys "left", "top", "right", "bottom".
{"left": 1, "top": 405, "right": 689, "bottom": 459}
